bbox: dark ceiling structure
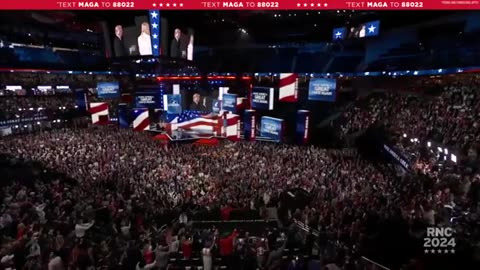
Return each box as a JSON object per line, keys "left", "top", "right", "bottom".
{"left": 0, "top": 10, "right": 456, "bottom": 46}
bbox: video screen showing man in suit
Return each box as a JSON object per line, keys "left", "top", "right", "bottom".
{"left": 113, "top": 25, "right": 128, "bottom": 57}
{"left": 189, "top": 93, "right": 208, "bottom": 112}
{"left": 170, "top": 28, "right": 187, "bottom": 59}
{"left": 137, "top": 22, "right": 153, "bottom": 56}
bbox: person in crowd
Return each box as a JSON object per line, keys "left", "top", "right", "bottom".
{"left": 202, "top": 238, "right": 215, "bottom": 270}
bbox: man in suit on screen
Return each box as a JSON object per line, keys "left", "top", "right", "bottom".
{"left": 170, "top": 28, "right": 186, "bottom": 59}
{"left": 113, "top": 25, "right": 128, "bottom": 57}
{"left": 189, "top": 93, "right": 207, "bottom": 112}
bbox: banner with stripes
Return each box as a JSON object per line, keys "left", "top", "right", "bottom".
{"left": 89, "top": 102, "right": 109, "bottom": 125}
{"left": 132, "top": 109, "right": 150, "bottom": 131}
{"left": 223, "top": 113, "right": 240, "bottom": 141}
{"left": 278, "top": 73, "right": 298, "bottom": 102}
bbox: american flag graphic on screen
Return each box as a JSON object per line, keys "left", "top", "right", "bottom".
{"left": 167, "top": 111, "right": 221, "bottom": 137}
{"left": 148, "top": 10, "right": 160, "bottom": 56}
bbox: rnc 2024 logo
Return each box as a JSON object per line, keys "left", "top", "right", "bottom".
{"left": 424, "top": 227, "right": 456, "bottom": 254}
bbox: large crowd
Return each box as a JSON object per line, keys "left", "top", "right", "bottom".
{"left": 0, "top": 125, "right": 478, "bottom": 270}
{"left": 0, "top": 96, "right": 77, "bottom": 121}
{"left": 0, "top": 73, "right": 479, "bottom": 270}
{"left": 340, "top": 75, "right": 480, "bottom": 160}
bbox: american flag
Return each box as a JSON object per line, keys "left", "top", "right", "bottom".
{"left": 148, "top": 10, "right": 160, "bottom": 56}
{"left": 167, "top": 111, "right": 222, "bottom": 138}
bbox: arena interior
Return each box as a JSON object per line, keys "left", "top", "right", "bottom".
{"left": 0, "top": 10, "right": 479, "bottom": 270}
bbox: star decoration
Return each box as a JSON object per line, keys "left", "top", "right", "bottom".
{"left": 368, "top": 25, "right": 376, "bottom": 33}
{"left": 152, "top": 3, "right": 156, "bottom": 6}
{"left": 335, "top": 31, "right": 342, "bottom": 38}
{"left": 166, "top": 3, "right": 170, "bottom": 7}
{"left": 430, "top": 249, "right": 436, "bottom": 254}
{"left": 450, "top": 249, "right": 455, "bottom": 253}
{"left": 297, "top": 3, "right": 301, "bottom": 6}
{"left": 310, "top": 3, "right": 314, "bottom": 6}
{"left": 324, "top": 3, "right": 328, "bottom": 6}
{"left": 159, "top": 3, "right": 163, "bottom": 7}
{"left": 317, "top": 3, "right": 321, "bottom": 6}
{"left": 304, "top": 3, "right": 307, "bottom": 7}
{"left": 152, "top": 34, "right": 158, "bottom": 39}
{"left": 151, "top": 23, "right": 158, "bottom": 29}
{"left": 173, "top": 3, "right": 177, "bottom": 6}
{"left": 424, "top": 249, "right": 429, "bottom": 254}
{"left": 150, "top": 11, "right": 158, "bottom": 18}
{"left": 179, "top": 3, "right": 183, "bottom": 6}
{"left": 153, "top": 44, "right": 158, "bottom": 49}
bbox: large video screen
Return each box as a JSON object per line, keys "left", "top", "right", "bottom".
{"left": 135, "top": 92, "right": 161, "bottom": 108}
{"left": 260, "top": 116, "right": 283, "bottom": 142}
{"left": 347, "top": 20, "right": 380, "bottom": 38}
{"left": 160, "top": 86, "right": 220, "bottom": 114}
{"left": 180, "top": 88, "right": 219, "bottom": 113}
{"left": 251, "top": 87, "right": 274, "bottom": 110}
{"left": 333, "top": 20, "right": 380, "bottom": 41}
{"left": 169, "top": 28, "right": 194, "bottom": 60}
{"left": 308, "top": 78, "right": 337, "bottom": 102}
{"left": 113, "top": 11, "right": 161, "bottom": 57}
{"left": 97, "top": 82, "right": 120, "bottom": 99}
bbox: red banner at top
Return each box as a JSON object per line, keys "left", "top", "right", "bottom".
{"left": 0, "top": 0, "right": 478, "bottom": 10}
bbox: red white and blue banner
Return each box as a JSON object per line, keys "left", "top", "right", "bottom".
{"left": 1, "top": 0, "right": 478, "bottom": 10}
{"left": 243, "top": 109, "right": 256, "bottom": 141}
{"left": 132, "top": 108, "right": 150, "bottom": 131}
{"left": 166, "top": 111, "right": 222, "bottom": 139}
{"left": 223, "top": 113, "right": 240, "bottom": 141}
{"left": 164, "top": 111, "right": 240, "bottom": 141}
{"left": 260, "top": 116, "right": 283, "bottom": 143}
{"left": 278, "top": 73, "right": 298, "bottom": 103}
{"left": 89, "top": 102, "right": 109, "bottom": 125}
{"left": 296, "top": 110, "right": 310, "bottom": 145}
{"left": 148, "top": 10, "right": 161, "bottom": 56}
